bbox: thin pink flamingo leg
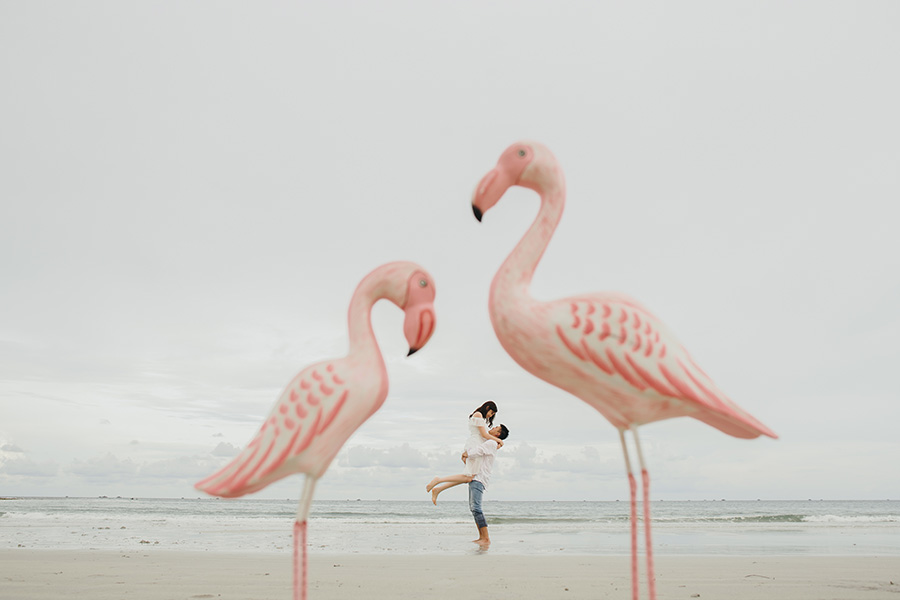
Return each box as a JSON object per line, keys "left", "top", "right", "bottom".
{"left": 294, "top": 477, "right": 318, "bottom": 600}
{"left": 293, "top": 520, "right": 307, "bottom": 600}
{"left": 619, "top": 429, "right": 639, "bottom": 600}
{"left": 632, "top": 426, "right": 656, "bottom": 600}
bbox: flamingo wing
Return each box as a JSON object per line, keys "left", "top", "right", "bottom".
{"left": 553, "top": 296, "right": 776, "bottom": 439}
{"left": 195, "top": 360, "right": 352, "bottom": 498}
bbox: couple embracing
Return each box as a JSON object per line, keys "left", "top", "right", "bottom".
{"left": 426, "top": 401, "right": 510, "bottom": 548}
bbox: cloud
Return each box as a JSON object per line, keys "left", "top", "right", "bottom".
{"left": 68, "top": 453, "right": 138, "bottom": 480}
{"left": 345, "top": 444, "right": 429, "bottom": 469}
{"left": 211, "top": 442, "right": 240, "bottom": 457}
{"left": 140, "top": 455, "right": 218, "bottom": 480}
{"left": 56, "top": 452, "right": 223, "bottom": 488}
{"left": 504, "top": 442, "right": 618, "bottom": 475}
{"left": 0, "top": 456, "right": 59, "bottom": 477}
{"left": 510, "top": 442, "right": 538, "bottom": 468}
{"left": 0, "top": 2, "right": 897, "bottom": 502}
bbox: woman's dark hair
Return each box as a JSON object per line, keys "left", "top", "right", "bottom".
{"left": 471, "top": 401, "right": 498, "bottom": 427}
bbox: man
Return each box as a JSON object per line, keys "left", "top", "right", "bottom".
{"left": 432, "top": 424, "right": 510, "bottom": 548}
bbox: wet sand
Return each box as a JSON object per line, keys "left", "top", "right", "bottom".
{"left": 2, "top": 550, "right": 898, "bottom": 599}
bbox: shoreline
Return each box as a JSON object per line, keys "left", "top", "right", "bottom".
{"left": 2, "top": 550, "right": 899, "bottom": 600}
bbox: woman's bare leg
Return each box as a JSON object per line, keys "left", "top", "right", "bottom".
{"left": 426, "top": 473, "right": 474, "bottom": 492}
{"left": 430, "top": 480, "right": 465, "bottom": 504}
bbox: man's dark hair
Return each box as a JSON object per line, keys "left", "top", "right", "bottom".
{"left": 498, "top": 424, "right": 510, "bottom": 440}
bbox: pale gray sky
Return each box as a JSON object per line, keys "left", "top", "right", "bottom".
{"left": 1, "top": 1, "right": 898, "bottom": 501}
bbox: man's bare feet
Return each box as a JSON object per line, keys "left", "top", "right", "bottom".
{"left": 473, "top": 526, "right": 490, "bottom": 547}
{"left": 425, "top": 477, "right": 439, "bottom": 492}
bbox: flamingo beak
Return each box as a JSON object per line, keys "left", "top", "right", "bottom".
{"left": 471, "top": 166, "right": 514, "bottom": 222}
{"left": 404, "top": 303, "right": 435, "bottom": 357}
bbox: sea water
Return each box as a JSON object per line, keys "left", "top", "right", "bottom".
{"left": 1, "top": 497, "right": 897, "bottom": 556}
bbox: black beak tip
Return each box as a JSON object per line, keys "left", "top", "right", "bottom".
{"left": 472, "top": 205, "right": 483, "bottom": 222}
{"left": 407, "top": 347, "right": 419, "bottom": 357}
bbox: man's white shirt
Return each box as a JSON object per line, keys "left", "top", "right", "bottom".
{"left": 468, "top": 439, "right": 499, "bottom": 489}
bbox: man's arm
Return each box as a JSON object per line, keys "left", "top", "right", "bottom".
{"left": 467, "top": 439, "right": 499, "bottom": 458}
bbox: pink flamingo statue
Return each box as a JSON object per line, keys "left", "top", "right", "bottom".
{"left": 471, "top": 141, "right": 776, "bottom": 600}
{"left": 195, "top": 262, "right": 436, "bottom": 600}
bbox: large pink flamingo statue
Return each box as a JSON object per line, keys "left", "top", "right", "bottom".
{"left": 472, "top": 141, "right": 776, "bottom": 600}
{"left": 195, "top": 262, "right": 436, "bottom": 600}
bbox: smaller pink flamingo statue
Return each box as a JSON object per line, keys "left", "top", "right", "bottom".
{"left": 195, "top": 262, "right": 435, "bottom": 600}
{"left": 472, "top": 141, "right": 776, "bottom": 600}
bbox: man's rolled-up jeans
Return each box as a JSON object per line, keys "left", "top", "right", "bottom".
{"left": 467, "top": 480, "right": 487, "bottom": 529}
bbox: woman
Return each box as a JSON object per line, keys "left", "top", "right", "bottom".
{"left": 425, "top": 401, "right": 503, "bottom": 504}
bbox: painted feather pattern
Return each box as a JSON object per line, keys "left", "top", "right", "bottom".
{"left": 550, "top": 296, "right": 773, "bottom": 438}
{"left": 195, "top": 361, "right": 353, "bottom": 498}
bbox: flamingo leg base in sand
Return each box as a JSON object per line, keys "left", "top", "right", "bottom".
{"left": 293, "top": 476, "right": 317, "bottom": 600}
{"left": 293, "top": 520, "right": 307, "bottom": 600}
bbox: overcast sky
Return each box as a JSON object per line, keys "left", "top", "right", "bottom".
{"left": 2, "top": 2, "right": 898, "bottom": 502}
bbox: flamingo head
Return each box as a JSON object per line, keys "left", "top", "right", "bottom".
{"left": 471, "top": 141, "right": 561, "bottom": 221}
{"left": 400, "top": 268, "right": 436, "bottom": 356}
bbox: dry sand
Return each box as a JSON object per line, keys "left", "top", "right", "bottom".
{"left": 2, "top": 550, "right": 898, "bottom": 600}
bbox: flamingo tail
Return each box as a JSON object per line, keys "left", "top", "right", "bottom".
{"left": 692, "top": 410, "right": 777, "bottom": 440}
{"left": 195, "top": 430, "right": 273, "bottom": 498}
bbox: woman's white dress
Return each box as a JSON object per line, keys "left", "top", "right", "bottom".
{"left": 463, "top": 415, "right": 487, "bottom": 476}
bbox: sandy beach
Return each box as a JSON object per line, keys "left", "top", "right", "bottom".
{"left": 2, "top": 550, "right": 898, "bottom": 600}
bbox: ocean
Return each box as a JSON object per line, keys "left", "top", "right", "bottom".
{"left": 1, "top": 497, "right": 897, "bottom": 556}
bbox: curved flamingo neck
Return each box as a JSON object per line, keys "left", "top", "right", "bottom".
{"left": 347, "top": 270, "right": 403, "bottom": 359}
{"left": 490, "top": 181, "right": 565, "bottom": 305}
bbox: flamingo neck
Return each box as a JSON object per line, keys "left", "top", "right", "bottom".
{"left": 491, "top": 183, "right": 565, "bottom": 304}
{"left": 346, "top": 268, "right": 403, "bottom": 360}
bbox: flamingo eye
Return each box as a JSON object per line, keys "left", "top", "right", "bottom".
{"left": 419, "top": 279, "right": 427, "bottom": 287}
{"left": 517, "top": 149, "right": 526, "bottom": 157}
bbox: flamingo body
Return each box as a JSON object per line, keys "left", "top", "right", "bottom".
{"left": 196, "top": 261, "right": 435, "bottom": 498}
{"left": 494, "top": 293, "right": 776, "bottom": 439}
{"left": 195, "top": 357, "right": 383, "bottom": 498}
